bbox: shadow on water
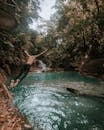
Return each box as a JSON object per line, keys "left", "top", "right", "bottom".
{"left": 11, "top": 72, "right": 104, "bottom": 130}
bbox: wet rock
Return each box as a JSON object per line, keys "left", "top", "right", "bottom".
{"left": 66, "top": 88, "right": 79, "bottom": 94}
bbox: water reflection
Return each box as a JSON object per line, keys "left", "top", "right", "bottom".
{"left": 12, "top": 72, "right": 104, "bottom": 130}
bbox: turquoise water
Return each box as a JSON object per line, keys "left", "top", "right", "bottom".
{"left": 12, "top": 72, "right": 104, "bottom": 130}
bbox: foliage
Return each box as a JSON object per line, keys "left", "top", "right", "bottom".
{"left": 40, "top": 0, "right": 104, "bottom": 71}
{"left": 0, "top": 0, "right": 104, "bottom": 78}
{"left": 14, "top": 0, "right": 41, "bottom": 33}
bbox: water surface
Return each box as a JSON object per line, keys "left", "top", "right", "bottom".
{"left": 12, "top": 72, "right": 104, "bottom": 130}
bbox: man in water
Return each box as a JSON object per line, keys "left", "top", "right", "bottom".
{"left": 9, "top": 49, "right": 48, "bottom": 88}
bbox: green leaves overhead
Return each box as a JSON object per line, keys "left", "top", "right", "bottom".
{"left": 42, "top": 0, "right": 104, "bottom": 69}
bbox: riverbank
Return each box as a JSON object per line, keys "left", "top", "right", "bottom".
{"left": 0, "top": 72, "right": 32, "bottom": 130}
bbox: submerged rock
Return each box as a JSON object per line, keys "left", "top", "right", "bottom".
{"left": 66, "top": 78, "right": 104, "bottom": 98}
{"left": 66, "top": 88, "right": 79, "bottom": 94}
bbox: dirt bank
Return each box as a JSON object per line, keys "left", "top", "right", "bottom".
{"left": 0, "top": 72, "right": 32, "bottom": 130}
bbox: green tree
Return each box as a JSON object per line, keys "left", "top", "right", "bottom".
{"left": 14, "top": 0, "right": 41, "bottom": 32}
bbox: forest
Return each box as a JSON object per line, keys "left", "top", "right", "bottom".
{"left": 0, "top": 0, "right": 104, "bottom": 79}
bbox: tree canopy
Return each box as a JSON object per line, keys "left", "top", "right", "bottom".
{"left": 0, "top": 0, "right": 104, "bottom": 78}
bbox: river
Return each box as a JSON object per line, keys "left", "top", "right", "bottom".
{"left": 12, "top": 72, "right": 104, "bottom": 130}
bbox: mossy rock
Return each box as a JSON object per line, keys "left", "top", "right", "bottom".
{"left": 81, "top": 58, "right": 104, "bottom": 76}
